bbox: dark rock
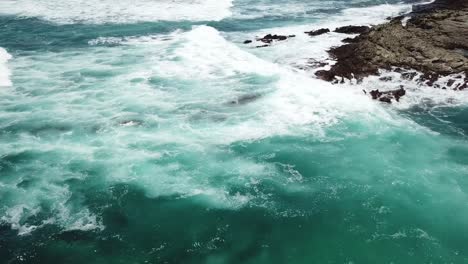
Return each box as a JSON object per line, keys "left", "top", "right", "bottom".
{"left": 261, "top": 34, "right": 287, "bottom": 41}
{"left": 379, "top": 96, "right": 392, "bottom": 103}
{"left": 456, "top": 81, "right": 468, "bottom": 90}
{"left": 370, "top": 89, "right": 383, "bottom": 100}
{"left": 259, "top": 38, "right": 272, "bottom": 44}
{"left": 394, "top": 68, "right": 405, "bottom": 73}
{"left": 419, "top": 72, "right": 440, "bottom": 86}
{"left": 369, "top": 87, "right": 406, "bottom": 103}
{"left": 334, "top": 25, "right": 371, "bottom": 34}
{"left": 255, "top": 34, "right": 293, "bottom": 45}
{"left": 256, "top": 44, "right": 270, "bottom": 48}
{"left": 393, "top": 86, "right": 407, "bottom": 102}
{"left": 402, "top": 72, "right": 418, "bottom": 80}
{"left": 305, "top": 28, "right": 330, "bottom": 36}
{"left": 243, "top": 40, "right": 252, "bottom": 44}
{"left": 315, "top": 70, "right": 336, "bottom": 82}
{"left": 342, "top": 37, "right": 359, "bottom": 43}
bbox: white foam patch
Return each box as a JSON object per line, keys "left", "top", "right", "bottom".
{"left": 0, "top": 47, "right": 12, "bottom": 87}
{"left": 0, "top": 185, "right": 104, "bottom": 236}
{"left": 356, "top": 70, "right": 468, "bottom": 109}
{"left": 0, "top": 0, "right": 233, "bottom": 24}
{"left": 1, "top": 205, "right": 41, "bottom": 236}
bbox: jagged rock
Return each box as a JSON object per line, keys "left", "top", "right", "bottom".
{"left": 243, "top": 40, "right": 252, "bottom": 44}
{"left": 455, "top": 81, "right": 468, "bottom": 90}
{"left": 370, "top": 87, "right": 407, "bottom": 103}
{"left": 253, "top": 34, "right": 295, "bottom": 46}
{"left": 402, "top": 72, "right": 418, "bottom": 80}
{"left": 334, "top": 25, "right": 370, "bottom": 34}
{"left": 305, "top": 28, "right": 330, "bottom": 36}
{"left": 447, "top": 79, "right": 455, "bottom": 87}
{"left": 258, "top": 34, "right": 289, "bottom": 43}
{"left": 315, "top": 70, "right": 336, "bottom": 82}
{"left": 419, "top": 72, "right": 440, "bottom": 86}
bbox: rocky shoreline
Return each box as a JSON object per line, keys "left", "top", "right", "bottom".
{"left": 315, "top": 0, "right": 468, "bottom": 102}
{"left": 244, "top": 0, "right": 468, "bottom": 103}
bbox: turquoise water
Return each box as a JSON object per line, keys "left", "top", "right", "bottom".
{"left": 1, "top": 0, "right": 468, "bottom": 263}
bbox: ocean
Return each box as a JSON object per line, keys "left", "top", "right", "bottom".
{"left": 0, "top": 0, "right": 468, "bottom": 263}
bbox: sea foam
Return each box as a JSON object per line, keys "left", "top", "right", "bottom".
{"left": 0, "top": 0, "right": 233, "bottom": 24}
{"left": 0, "top": 47, "right": 12, "bottom": 87}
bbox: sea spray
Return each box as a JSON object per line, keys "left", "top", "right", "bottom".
{"left": 0, "top": 47, "right": 12, "bottom": 86}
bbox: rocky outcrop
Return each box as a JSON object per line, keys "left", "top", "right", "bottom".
{"left": 316, "top": 0, "right": 468, "bottom": 89}
{"left": 305, "top": 28, "right": 330, "bottom": 36}
{"left": 243, "top": 34, "right": 296, "bottom": 48}
{"left": 369, "top": 87, "right": 406, "bottom": 103}
{"left": 334, "top": 25, "right": 370, "bottom": 34}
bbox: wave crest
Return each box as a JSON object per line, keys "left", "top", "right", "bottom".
{"left": 0, "top": 47, "right": 12, "bottom": 87}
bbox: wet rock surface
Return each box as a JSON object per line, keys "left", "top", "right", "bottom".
{"left": 369, "top": 87, "right": 407, "bottom": 104}
{"left": 305, "top": 28, "right": 330, "bottom": 36}
{"left": 317, "top": 0, "right": 468, "bottom": 86}
{"left": 334, "top": 25, "right": 370, "bottom": 34}
{"left": 243, "top": 34, "right": 296, "bottom": 48}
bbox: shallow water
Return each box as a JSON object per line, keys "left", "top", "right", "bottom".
{"left": 1, "top": 0, "right": 468, "bottom": 263}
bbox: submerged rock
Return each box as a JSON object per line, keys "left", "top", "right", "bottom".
{"left": 228, "top": 94, "right": 262, "bottom": 105}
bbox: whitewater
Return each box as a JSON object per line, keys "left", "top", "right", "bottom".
{"left": 0, "top": 0, "right": 467, "bottom": 263}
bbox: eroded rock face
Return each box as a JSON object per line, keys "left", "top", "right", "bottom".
{"left": 317, "top": 0, "right": 468, "bottom": 84}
